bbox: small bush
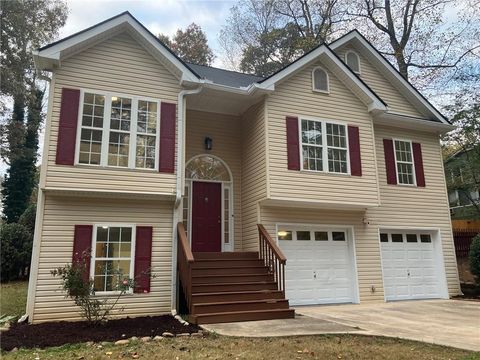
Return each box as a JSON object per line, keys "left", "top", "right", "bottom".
{"left": 0, "top": 223, "right": 33, "bottom": 282}
{"left": 469, "top": 234, "right": 480, "bottom": 286}
{"left": 52, "top": 252, "right": 155, "bottom": 325}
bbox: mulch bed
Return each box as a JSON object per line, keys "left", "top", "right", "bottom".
{"left": 1, "top": 315, "right": 200, "bottom": 351}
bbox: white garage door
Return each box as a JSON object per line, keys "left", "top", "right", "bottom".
{"left": 380, "top": 232, "right": 443, "bottom": 301}
{"left": 278, "top": 226, "right": 356, "bottom": 306}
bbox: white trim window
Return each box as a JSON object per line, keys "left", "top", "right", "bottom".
{"left": 301, "top": 118, "right": 349, "bottom": 174}
{"left": 91, "top": 224, "right": 135, "bottom": 293}
{"left": 394, "top": 139, "right": 415, "bottom": 185}
{"left": 77, "top": 90, "right": 160, "bottom": 170}
{"left": 312, "top": 67, "right": 329, "bottom": 93}
{"left": 345, "top": 50, "right": 361, "bottom": 74}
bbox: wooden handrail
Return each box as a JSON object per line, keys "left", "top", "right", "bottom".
{"left": 178, "top": 223, "right": 194, "bottom": 263}
{"left": 257, "top": 224, "right": 287, "bottom": 295}
{"left": 257, "top": 224, "right": 287, "bottom": 263}
{"left": 177, "top": 222, "right": 194, "bottom": 313}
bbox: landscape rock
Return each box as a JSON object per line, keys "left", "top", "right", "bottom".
{"left": 153, "top": 336, "right": 163, "bottom": 341}
{"left": 10, "top": 347, "right": 18, "bottom": 352}
{"left": 162, "top": 331, "right": 174, "bottom": 338}
{"left": 191, "top": 332, "right": 203, "bottom": 338}
{"left": 114, "top": 339, "right": 130, "bottom": 346}
{"left": 141, "top": 336, "right": 151, "bottom": 342}
{"left": 129, "top": 336, "right": 138, "bottom": 342}
{"left": 101, "top": 341, "right": 112, "bottom": 346}
{"left": 177, "top": 333, "right": 190, "bottom": 337}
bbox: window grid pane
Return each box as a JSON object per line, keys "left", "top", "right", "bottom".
{"left": 93, "top": 226, "right": 132, "bottom": 292}
{"left": 224, "top": 188, "right": 229, "bottom": 244}
{"left": 108, "top": 132, "right": 130, "bottom": 167}
{"left": 136, "top": 135, "right": 156, "bottom": 169}
{"left": 313, "top": 68, "right": 328, "bottom": 92}
{"left": 326, "top": 123, "right": 348, "bottom": 173}
{"left": 80, "top": 93, "right": 105, "bottom": 165}
{"left": 301, "top": 119, "right": 323, "bottom": 171}
{"left": 395, "top": 140, "right": 414, "bottom": 184}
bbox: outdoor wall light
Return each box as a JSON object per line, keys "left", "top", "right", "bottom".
{"left": 204, "top": 137, "right": 213, "bottom": 150}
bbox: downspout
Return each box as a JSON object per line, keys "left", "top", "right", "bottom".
{"left": 170, "top": 86, "right": 203, "bottom": 314}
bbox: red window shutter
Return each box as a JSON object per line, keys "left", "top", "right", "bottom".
{"left": 412, "top": 142, "right": 426, "bottom": 187}
{"left": 134, "top": 226, "right": 153, "bottom": 293}
{"left": 56, "top": 88, "right": 80, "bottom": 165}
{"left": 383, "top": 139, "right": 397, "bottom": 185}
{"left": 159, "top": 102, "right": 176, "bottom": 173}
{"left": 72, "top": 225, "right": 93, "bottom": 283}
{"left": 348, "top": 125, "right": 362, "bottom": 176}
{"left": 286, "top": 116, "right": 300, "bottom": 170}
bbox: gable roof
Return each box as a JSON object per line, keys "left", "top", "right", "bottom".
{"left": 33, "top": 11, "right": 200, "bottom": 83}
{"left": 187, "top": 63, "right": 264, "bottom": 88}
{"left": 257, "top": 43, "right": 387, "bottom": 112}
{"left": 329, "top": 30, "right": 449, "bottom": 124}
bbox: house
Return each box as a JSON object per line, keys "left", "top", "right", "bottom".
{"left": 26, "top": 12, "right": 461, "bottom": 324}
{"left": 445, "top": 148, "right": 480, "bottom": 220}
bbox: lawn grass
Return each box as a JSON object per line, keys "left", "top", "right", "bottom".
{"left": 2, "top": 334, "right": 478, "bottom": 360}
{"left": 0, "top": 281, "right": 28, "bottom": 320}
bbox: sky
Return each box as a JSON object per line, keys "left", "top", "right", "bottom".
{"left": 60, "top": 0, "right": 236, "bottom": 67}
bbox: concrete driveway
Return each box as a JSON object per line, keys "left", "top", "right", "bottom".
{"left": 297, "top": 299, "right": 480, "bottom": 351}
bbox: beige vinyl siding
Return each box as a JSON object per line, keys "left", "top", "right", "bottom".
{"left": 266, "top": 60, "right": 379, "bottom": 207}
{"left": 185, "top": 110, "right": 242, "bottom": 251}
{"left": 335, "top": 46, "right": 423, "bottom": 118}
{"left": 369, "top": 125, "right": 461, "bottom": 296}
{"left": 45, "top": 31, "right": 180, "bottom": 195}
{"left": 260, "top": 206, "right": 385, "bottom": 302}
{"left": 32, "top": 195, "right": 173, "bottom": 323}
{"left": 241, "top": 101, "right": 268, "bottom": 250}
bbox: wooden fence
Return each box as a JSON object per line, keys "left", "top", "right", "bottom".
{"left": 453, "top": 229, "right": 479, "bottom": 257}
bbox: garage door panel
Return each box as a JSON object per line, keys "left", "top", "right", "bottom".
{"left": 280, "top": 227, "right": 355, "bottom": 306}
{"left": 381, "top": 232, "right": 442, "bottom": 301}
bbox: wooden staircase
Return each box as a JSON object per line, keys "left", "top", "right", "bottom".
{"left": 177, "top": 224, "right": 295, "bottom": 324}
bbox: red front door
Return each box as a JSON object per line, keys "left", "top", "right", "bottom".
{"left": 191, "top": 181, "right": 222, "bottom": 252}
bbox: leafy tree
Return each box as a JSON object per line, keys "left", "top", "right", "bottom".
{"left": 469, "top": 234, "right": 480, "bottom": 286}
{"left": 0, "top": 222, "right": 32, "bottom": 281}
{"left": 345, "top": 0, "right": 480, "bottom": 85}
{"left": 220, "top": 0, "right": 344, "bottom": 74}
{"left": 0, "top": 0, "right": 67, "bottom": 222}
{"left": 443, "top": 92, "right": 480, "bottom": 217}
{"left": 159, "top": 23, "right": 214, "bottom": 65}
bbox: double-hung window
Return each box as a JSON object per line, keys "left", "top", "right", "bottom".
{"left": 301, "top": 118, "right": 349, "bottom": 174}
{"left": 78, "top": 91, "right": 160, "bottom": 170}
{"left": 394, "top": 139, "right": 415, "bottom": 185}
{"left": 91, "top": 225, "right": 135, "bottom": 293}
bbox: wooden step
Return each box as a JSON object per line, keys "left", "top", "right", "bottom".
{"left": 192, "top": 290, "right": 285, "bottom": 304}
{"left": 192, "top": 259, "right": 265, "bottom": 268}
{"left": 193, "top": 252, "right": 259, "bottom": 260}
{"left": 192, "top": 281, "right": 278, "bottom": 293}
{"left": 191, "top": 308, "right": 295, "bottom": 324}
{"left": 192, "top": 265, "right": 269, "bottom": 276}
{"left": 192, "top": 273, "right": 274, "bottom": 284}
{"left": 192, "top": 299, "right": 289, "bottom": 315}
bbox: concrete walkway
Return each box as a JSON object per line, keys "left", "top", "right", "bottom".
{"left": 202, "top": 314, "right": 362, "bottom": 337}
{"left": 202, "top": 300, "right": 479, "bottom": 352}
{"left": 297, "top": 299, "right": 480, "bottom": 351}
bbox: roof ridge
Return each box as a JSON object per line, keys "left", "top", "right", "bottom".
{"left": 186, "top": 62, "right": 264, "bottom": 79}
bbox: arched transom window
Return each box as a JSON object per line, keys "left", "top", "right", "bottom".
{"left": 185, "top": 155, "right": 231, "bottom": 181}
{"left": 312, "top": 67, "right": 329, "bottom": 93}
{"left": 345, "top": 51, "right": 361, "bottom": 74}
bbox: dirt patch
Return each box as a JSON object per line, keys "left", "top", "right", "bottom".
{"left": 453, "top": 283, "right": 480, "bottom": 301}
{"left": 1, "top": 315, "right": 200, "bottom": 351}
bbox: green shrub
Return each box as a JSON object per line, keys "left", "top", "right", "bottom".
{"left": 0, "top": 223, "right": 33, "bottom": 282}
{"left": 469, "top": 234, "right": 480, "bottom": 286}
{"left": 18, "top": 203, "right": 36, "bottom": 234}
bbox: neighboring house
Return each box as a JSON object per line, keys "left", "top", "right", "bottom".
{"left": 27, "top": 12, "right": 460, "bottom": 324}
{"left": 445, "top": 148, "right": 480, "bottom": 219}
